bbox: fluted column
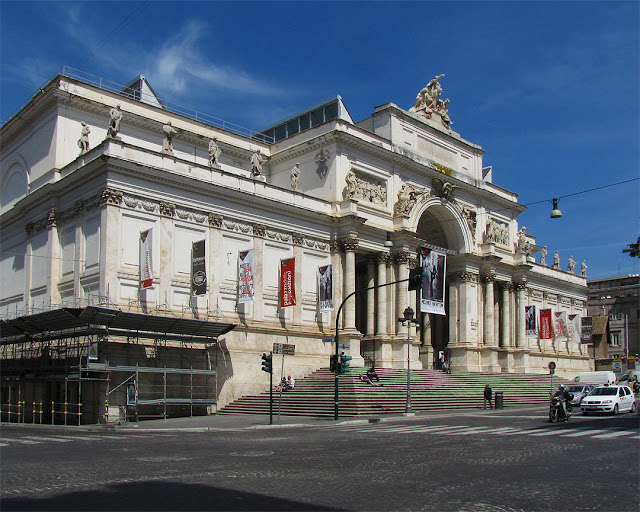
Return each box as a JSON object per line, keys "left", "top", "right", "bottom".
{"left": 342, "top": 238, "right": 358, "bottom": 330}
{"left": 483, "top": 272, "right": 496, "bottom": 346}
{"left": 395, "top": 251, "right": 410, "bottom": 337}
{"left": 366, "top": 255, "right": 376, "bottom": 336}
{"left": 500, "top": 282, "right": 512, "bottom": 348}
{"left": 376, "top": 252, "right": 390, "bottom": 336}
{"left": 515, "top": 279, "right": 527, "bottom": 348}
{"left": 448, "top": 275, "right": 459, "bottom": 345}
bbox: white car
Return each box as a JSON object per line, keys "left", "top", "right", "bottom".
{"left": 568, "top": 384, "right": 596, "bottom": 406}
{"left": 581, "top": 385, "right": 637, "bottom": 415}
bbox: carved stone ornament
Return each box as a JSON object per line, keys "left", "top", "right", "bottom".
{"left": 460, "top": 271, "right": 478, "bottom": 283}
{"left": 101, "top": 188, "right": 123, "bottom": 206}
{"left": 394, "top": 182, "right": 426, "bottom": 216}
{"left": 292, "top": 233, "right": 304, "bottom": 246}
{"left": 208, "top": 213, "right": 223, "bottom": 227}
{"left": 376, "top": 252, "right": 391, "bottom": 264}
{"left": 462, "top": 207, "right": 477, "bottom": 240}
{"left": 252, "top": 223, "right": 266, "bottom": 237}
{"left": 344, "top": 171, "right": 387, "bottom": 205}
{"left": 341, "top": 238, "right": 359, "bottom": 252}
{"left": 315, "top": 149, "right": 330, "bottom": 179}
{"left": 393, "top": 251, "right": 412, "bottom": 265}
{"left": 481, "top": 272, "right": 496, "bottom": 283}
{"left": 432, "top": 176, "right": 458, "bottom": 201}
{"left": 485, "top": 219, "right": 509, "bottom": 246}
{"left": 159, "top": 201, "right": 176, "bottom": 218}
{"left": 409, "top": 74, "right": 453, "bottom": 129}
{"left": 514, "top": 279, "right": 528, "bottom": 291}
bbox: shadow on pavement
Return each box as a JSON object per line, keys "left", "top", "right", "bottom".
{"left": 2, "top": 481, "right": 346, "bottom": 511}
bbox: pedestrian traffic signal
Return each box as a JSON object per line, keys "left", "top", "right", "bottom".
{"left": 261, "top": 352, "right": 272, "bottom": 374}
{"left": 408, "top": 267, "right": 423, "bottom": 291}
{"left": 340, "top": 352, "right": 352, "bottom": 374}
{"left": 330, "top": 354, "right": 338, "bottom": 373}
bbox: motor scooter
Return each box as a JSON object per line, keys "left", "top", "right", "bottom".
{"left": 549, "top": 393, "right": 571, "bottom": 423}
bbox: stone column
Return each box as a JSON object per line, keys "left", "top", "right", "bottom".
{"left": 395, "top": 252, "right": 410, "bottom": 337}
{"left": 515, "top": 280, "right": 527, "bottom": 348}
{"left": 366, "top": 256, "right": 376, "bottom": 336}
{"left": 482, "top": 272, "right": 497, "bottom": 346}
{"left": 458, "top": 272, "right": 477, "bottom": 345}
{"left": 448, "top": 276, "right": 458, "bottom": 345}
{"left": 500, "top": 282, "right": 512, "bottom": 348}
{"left": 342, "top": 238, "right": 358, "bottom": 331}
{"left": 376, "top": 252, "right": 390, "bottom": 336}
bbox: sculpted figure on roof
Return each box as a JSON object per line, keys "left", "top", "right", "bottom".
{"left": 410, "top": 74, "right": 453, "bottom": 129}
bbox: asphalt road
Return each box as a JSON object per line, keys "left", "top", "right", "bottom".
{"left": 1, "top": 406, "right": 638, "bottom": 511}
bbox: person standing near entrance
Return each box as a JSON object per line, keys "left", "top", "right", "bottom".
{"left": 484, "top": 384, "right": 493, "bottom": 409}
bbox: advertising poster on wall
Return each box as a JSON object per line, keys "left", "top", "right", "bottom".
{"left": 191, "top": 240, "right": 207, "bottom": 296}
{"left": 139, "top": 229, "right": 154, "bottom": 289}
{"left": 568, "top": 314, "right": 581, "bottom": 344}
{"left": 280, "top": 257, "right": 296, "bottom": 308}
{"left": 238, "top": 250, "right": 254, "bottom": 304}
{"left": 581, "top": 316, "right": 593, "bottom": 343}
{"left": 539, "top": 309, "right": 553, "bottom": 340}
{"left": 553, "top": 311, "right": 568, "bottom": 341}
{"left": 525, "top": 305, "right": 537, "bottom": 338}
{"left": 318, "top": 264, "right": 333, "bottom": 312}
{"left": 126, "top": 382, "right": 137, "bottom": 406}
{"left": 419, "top": 247, "right": 446, "bottom": 315}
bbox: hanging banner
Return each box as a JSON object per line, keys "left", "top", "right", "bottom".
{"left": 139, "top": 229, "right": 154, "bottom": 289}
{"left": 318, "top": 264, "right": 334, "bottom": 312}
{"left": 280, "top": 257, "right": 296, "bottom": 308}
{"left": 419, "top": 247, "right": 447, "bottom": 316}
{"left": 191, "top": 240, "right": 207, "bottom": 296}
{"left": 126, "top": 382, "right": 137, "bottom": 406}
{"left": 525, "top": 305, "right": 537, "bottom": 338}
{"left": 553, "top": 311, "right": 568, "bottom": 341}
{"left": 539, "top": 309, "right": 553, "bottom": 340}
{"left": 581, "top": 316, "right": 593, "bottom": 343}
{"left": 568, "top": 314, "right": 581, "bottom": 344}
{"left": 238, "top": 250, "right": 255, "bottom": 304}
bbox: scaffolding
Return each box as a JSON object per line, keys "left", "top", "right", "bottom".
{"left": 0, "top": 306, "right": 235, "bottom": 424}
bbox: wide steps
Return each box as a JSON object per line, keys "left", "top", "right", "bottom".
{"left": 218, "top": 368, "right": 569, "bottom": 417}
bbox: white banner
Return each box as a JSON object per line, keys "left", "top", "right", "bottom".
{"left": 568, "top": 314, "right": 581, "bottom": 344}
{"left": 525, "top": 305, "right": 538, "bottom": 338}
{"left": 419, "top": 247, "right": 446, "bottom": 316}
{"left": 553, "top": 311, "right": 568, "bottom": 341}
{"left": 238, "top": 249, "right": 254, "bottom": 303}
{"left": 318, "top": 264, "right": 334, "bottom": 312}
{"left": 139, "top": 229, "right": 154, "bottom": 289}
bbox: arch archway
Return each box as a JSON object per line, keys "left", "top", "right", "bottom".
{"left": 1, "top": 157, "right": 29, "bottom": 214}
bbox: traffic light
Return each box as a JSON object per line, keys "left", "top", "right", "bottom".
{"left": 340, "top": 352, "right": 352, "bottom": 374}
{"left": 261, "top": 352, "right": 272, "bottom": 374}
{"left": 330, "top": 354, "right": 338, "bottom": 373}
{"left": 408, "top": 267, "right": 423, "bottom": 291}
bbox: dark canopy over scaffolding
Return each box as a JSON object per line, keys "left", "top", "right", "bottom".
{"left": 0, "top": 306, "right": 237, "bottom": 345}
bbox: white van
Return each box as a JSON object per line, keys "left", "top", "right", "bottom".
{"left": 618, "top": 370, "right": 640, "bottom": 386}
{"left": 572, "top": 371, "right": 616, "bottom": 386}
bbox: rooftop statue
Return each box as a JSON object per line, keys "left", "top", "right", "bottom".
{"left": 410, "top": 74, "right": 453, "bottom": 129}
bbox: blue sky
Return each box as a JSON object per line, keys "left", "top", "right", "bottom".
{"left": 1, "top": 1, "right": 638, "bottom": 280}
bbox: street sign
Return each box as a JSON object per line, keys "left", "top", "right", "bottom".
{"left": 612, "top": 359, "right": 622, "bottom": 374}
{"left": 273, "top": 343, "right": 295, "bottom": 356}
{"left": 322, "top": 337, "right": 335, "bottom": 344}
{"left": 338, "top": 343, "right": 350, "bottom": 351}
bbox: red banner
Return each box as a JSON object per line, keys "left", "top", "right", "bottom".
{"left": 539, "top": 309, "right": 553, "bottom": 340}
{"left": 280, "top": 258, "right": 296, "bottom": 308}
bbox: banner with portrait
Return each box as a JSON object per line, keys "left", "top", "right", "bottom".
{"left": 318, "top": 264, "right": 333, "bottom": 312}
{"left": 553, "top": 311, "right": 568, "bottom": 341}
{"left": 139, "top": 228, "right": 154, "bottom": 289}
{"left": 238, "top": 250, "right": 255, "bottom": 304}
{"left": 280, "top": 257, "right": 296, "bottom": 308}
{"left": 539, "top": 309, "right": 553, "bottom": 340}
{"left": 419, "top": 247, "right": 446, "bottom": 316}
{"left": 525, "top": 305, "right": 537, "bottom": 338}
{"left": 191, "top": 240, "right": 207, "bottom": 296}
{"left": 568, "top": 314, "right": 581, "bottom": 344}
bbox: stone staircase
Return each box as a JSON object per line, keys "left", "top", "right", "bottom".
{"left": 218, "top": 368, "right": 571, "bottom": 417}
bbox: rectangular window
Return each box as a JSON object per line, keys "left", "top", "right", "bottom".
{"left": 286, "top": 119, "right": 300, "bottom": 137}
{"left": 324, "top": 100, "right": 339, "bottom": 121}
{"left": 609, "top": 332, "right": 621, "bottom": 346}
{"left": 274, "top": 124, "right": 287, "bottom": 142}
{"left": 609, "top": 309, "right": 622, "bottom": 320}
{"left": 310, "top": 108, "right": 324, "bottom": 127}
{"left": 299, "top": 114, "right": 310, "bottom": 131}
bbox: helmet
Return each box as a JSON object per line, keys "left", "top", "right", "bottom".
{"left": 559, "top": 384, "right": 565, "bottom": 389}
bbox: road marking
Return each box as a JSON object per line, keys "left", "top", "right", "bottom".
{"left": 53, "top": 435, "right": 104, "bottom": 441}
{"left": 0, "top": 438, "right": 40, "bottom": 444}
{"left": 24, "top": 436, "right": 73, "bottom": 443}
{"left": 493, "top": 428, "right": 543, "bottom": 436}
{"left": 590, "top": 430, "right": 638, "bottom": 439}
{"left": 528, "top": 429, "right": 577, "bottom": 437}
{"left": 441, "top": 427, "right": 494, "bottom": 435}
{"left": 561, "top": 429, "right": 610, "bottom": 437}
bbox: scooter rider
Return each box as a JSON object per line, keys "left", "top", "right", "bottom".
{"left": 554, "top": 384, "right": 572, "bottom": 421}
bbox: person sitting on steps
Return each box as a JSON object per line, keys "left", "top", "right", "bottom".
{"left": 360, "top": 367, "right": 383, "bottom": 386}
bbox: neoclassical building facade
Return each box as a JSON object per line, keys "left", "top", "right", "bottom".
{"left": 0, "top": 71, "right": 591, "bottom": 409}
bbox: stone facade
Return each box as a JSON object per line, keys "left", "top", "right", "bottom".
{"left": 0, "top": 73, "right": 592, "bottom": 409}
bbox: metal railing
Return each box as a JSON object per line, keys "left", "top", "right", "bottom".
{"left": 2, "top": 66, "right": 274, "bottom": 144}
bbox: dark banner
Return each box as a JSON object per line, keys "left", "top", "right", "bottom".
{"left": 581, "top": 316, "right": 593, "bottom": 344}
{"left": 191, "top": 240, "right": 207, "bottom": 296}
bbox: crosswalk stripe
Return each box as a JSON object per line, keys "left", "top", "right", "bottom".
{"left": 0, "top": 437, "right": 40, "bottom": 445}
{"left": 442, "top": 427, "right": 494, "bottom": 435}
{"left": 52, "top": 435, "right": 102, "bottom": 441}
{"left": 24, "top": 436, "right": 73, "bottom": 443}
{"left": 529, "top": 429, "right": 575, "bottom": 437}
{"left": 493, "top": 428, "right": 543, "bottom": 436}
{"left": 590, "top": 431, "right": 637, "bottom": 439}
{"left": 561, "top": 429, "right": 610, "bottom": 437}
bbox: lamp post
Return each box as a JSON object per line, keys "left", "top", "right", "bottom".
{"left": 399, "top": 306, "right": 419, "bottom": 416}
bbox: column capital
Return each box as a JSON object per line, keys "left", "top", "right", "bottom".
{"left": 376, "top": 252, "right": 391, "bottom": 264}
{"left": 340, "top": 238, "right": 359, "bottom": 252}
{"left": 459, "top": 271, "right": 478, "bottom": 283}
{"left": 514, "top": 278, "right": 528, "bottom": 291}
{"left": 499, "top": 281, "right": 513, "bottom": 291}
{"left": 393, "top": 251, "right": 412, "bottom": 265}
{"left": 481, "top": 271, "right": 496, "bottom": 283}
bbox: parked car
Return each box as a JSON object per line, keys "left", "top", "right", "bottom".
{"left": 568, "top": 384, "right": 595, "bottom": 406}
{"left": 581, "top": 385, "right": 637, "bottom": 415}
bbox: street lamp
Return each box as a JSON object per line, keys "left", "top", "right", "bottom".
{"left": 399, "top": 306, "right": 419, "bottom": 416}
